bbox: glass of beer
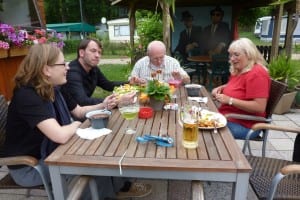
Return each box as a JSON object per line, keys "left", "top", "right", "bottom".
{"left": 180, "top": 104, "right": 199, "bottom": 149}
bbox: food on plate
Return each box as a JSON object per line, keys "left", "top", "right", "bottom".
{"left": 113, "top": 84, "right": 139, "bottom": 98}
{"left": 198, "top": 110, "right": 225, "bottom": 128}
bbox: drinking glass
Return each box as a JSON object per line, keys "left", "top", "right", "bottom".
{"left": 168, "top": 79, "right": 182, "bottom": 99}
{"left": 118, "top": 97, "right": 140, "bottom": 134}
{"left": 179, "top": 104, "right": 199, "bottom": 149}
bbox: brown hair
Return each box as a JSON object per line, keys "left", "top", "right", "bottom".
{"left": 77, "top": 38, "right": 103, "bottom": 58}
{"left": 14, "top": 44, "right": 61, "bottom": 101}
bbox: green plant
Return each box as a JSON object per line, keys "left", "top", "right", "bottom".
{"left": 268, "top": 53, "right": 300, "bottom": 91}
{"left": 144, "top": 70, "right": 171, "bottom": 101}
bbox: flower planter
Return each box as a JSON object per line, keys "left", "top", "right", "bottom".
{"left": 274, "top": 91, "right": 297, "bottom": 114}
{"left": 149, "top": 97, "right": 165, "bottom": 111}
{"left": 0, "top": 56, "right": 26, "bottom": 100}
{"left": 9, "top": 47, "right": 30, "bottom": 57}
{"left": 0, "top": 49, "right": 8, "bottom": 58}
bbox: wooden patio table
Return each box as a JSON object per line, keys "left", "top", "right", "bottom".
{"left": 45, "top": 86, "right": 251, "bottom": 200}
{"left": 187, "top": 55, "right": 212, "bottom": 63}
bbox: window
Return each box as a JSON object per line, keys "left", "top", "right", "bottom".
{"left": 114, "top": 25, "right": 130, "bottom": 36}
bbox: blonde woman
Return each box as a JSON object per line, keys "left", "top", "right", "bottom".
{"left": 212, "top": 38, "right": 271, "bottom": 139}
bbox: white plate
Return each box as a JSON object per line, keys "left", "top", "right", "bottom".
{"left": 198, "top": 110, "right": 227, "bottom": 129}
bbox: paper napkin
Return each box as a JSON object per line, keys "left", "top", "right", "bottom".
{"left": 76, "top": 127, "right": 112, "bottom": 140}
{"left": 187, "top": 97, "right": 208, "bottom": 104}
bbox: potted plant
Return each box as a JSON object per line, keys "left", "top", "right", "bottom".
{"left": 144, "top": 70, "right": 171, "bottom": 111}
{"left": 268, "top": 53, "right": 300, "bottom": 114}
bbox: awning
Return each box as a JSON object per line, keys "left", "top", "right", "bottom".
{"left": 46, "top": 22, "right": 95, "bottom": 32}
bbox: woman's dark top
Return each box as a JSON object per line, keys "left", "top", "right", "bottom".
{"left": 4, "top": 86, "right": 77, "bottom": 168}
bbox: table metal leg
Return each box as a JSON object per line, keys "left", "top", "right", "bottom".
{"left": 49, "top": 166, "right": 68, "bottom": 199}
{"left": 232, "top": 172, "right": 250, "bottom": 200}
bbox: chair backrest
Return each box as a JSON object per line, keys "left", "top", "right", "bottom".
{"left": 211, "top": 54, "right": 230, "bottom": 75}
{"left": 265, "top": 79, "right": 287, "bottom": 118}
{"left": 0, "top": 95, "right": 8, "bottom": 156}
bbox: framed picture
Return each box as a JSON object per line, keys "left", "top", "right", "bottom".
{"left": 172, "top": 6, "right": 232, "bottom": 55}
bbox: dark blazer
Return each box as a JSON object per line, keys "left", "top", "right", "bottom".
{"left": 202, "top": 22, "right": 231, "bottom": 55}
{"left": 175, "top": 26, "right": 202, "bottom": 60}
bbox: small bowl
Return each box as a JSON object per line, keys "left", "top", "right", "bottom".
{"left": 86, "top": 110, "right": 111, "bottom": 129}
{"left": 139, "top": 107, "right": 153, "bottom": 119}
{"left": 185, "top": 84, "right": 202, "bottom": 97}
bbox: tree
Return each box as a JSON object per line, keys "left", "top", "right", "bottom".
{"left": 44, "top": 0, "right": 119, "bottom": 24}
{"left": 238, "top": 7, "right": 272, "bottom": 31}
{"left": 136, "top": 10, "right": 163, "bottom": 47}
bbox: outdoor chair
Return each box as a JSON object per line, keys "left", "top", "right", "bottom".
{"left": 226, "top": 79, "right": 287, "bottom": 157}
{"left": 245, "top": 123, "right": 300, "bottom": 200}
{"left": 0, "top": 94, "right": 98, "bottom": 199}
{"left": 206, "top": 54, "right": 230, "bottom": 91}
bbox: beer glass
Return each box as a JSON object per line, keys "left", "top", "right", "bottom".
{"left": 179, "top": 104, "right": 199, "bottom": 149}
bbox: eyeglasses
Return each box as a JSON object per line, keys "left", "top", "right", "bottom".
{"left": 150, "top": 56, "right": 164, "bottom": 62}
{"left": 211, "top": 13, "right": 221, "bottom": 17}
{"left": 49, "top": 62, "right": 67, "bottom": 67}
{"left": 229, "top": 53, "right": 242, "bottom": 58}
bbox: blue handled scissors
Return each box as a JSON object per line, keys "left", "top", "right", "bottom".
{"left": 136, "top": 134, "right": 174, "bottom": 147}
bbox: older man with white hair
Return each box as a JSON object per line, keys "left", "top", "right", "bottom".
{"left": 129, "top": 40, "right": 190, "bottom": 85}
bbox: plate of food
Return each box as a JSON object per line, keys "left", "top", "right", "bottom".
{"left": 198, "top": 109, "right": 227, "bottom": 129}
{"left": 113, "top": 84, "right": 139, "bottom": 98}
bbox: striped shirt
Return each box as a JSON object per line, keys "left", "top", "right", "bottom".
{"left": 130, "top": 55, "right": 188, "bottom": 82}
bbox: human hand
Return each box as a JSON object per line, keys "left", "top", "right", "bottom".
{"left": 129, "top": 76, "right": 146, "bottom": 85}
{"left": 211, "top": 85, "right": 224, "bottom": 98}
{"left": 191, "top": 42, "right": 199, "bottom": 47}
{"left": 215, "top": 93, "right": 230, "bottom": 105}
{"left": 118, "top": 92, "right": 137, "bottom": 105}
{"left": 171, "top": 70, "right": 182, "bottom": 81}
{"left": 185, "top": 44, "right": 194, "bottom": 53}
{"left": 103, "top": 94, "right": 118, "bottom": 110}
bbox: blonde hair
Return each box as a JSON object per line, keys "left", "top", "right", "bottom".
{"left": 14, "top": 44, "right": 61, "bottom": 101}
{"left": 228, "top": 38, "right": 267, "bottom": 75}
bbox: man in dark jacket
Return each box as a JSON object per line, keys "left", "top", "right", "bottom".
{"left": 174, "top": 11, "right": 202, "bottom": 62}
{"left": 62, "top": 39, "right": 126, "bottom": 106}
{"left": 202, "top": 6, "right": 231, "bottom": 56}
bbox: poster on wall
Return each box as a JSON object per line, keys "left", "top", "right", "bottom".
{"left": 172, "top": 6, "right": 232, "bottom": 60}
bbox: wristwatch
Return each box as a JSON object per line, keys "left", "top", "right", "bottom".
{"left": 228, "top": 97, "right": 233, "bottom": 106}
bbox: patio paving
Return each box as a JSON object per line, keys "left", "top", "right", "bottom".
{"left": 0, "top": 108, "right": 299, "bottom": 199}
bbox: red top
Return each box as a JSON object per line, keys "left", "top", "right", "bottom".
{"left": 219, "top": 64, "right": 271, "bottom": 128}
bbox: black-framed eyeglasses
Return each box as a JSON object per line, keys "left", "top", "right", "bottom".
{"left": 211, "top": 13, "right": 221, "bottom": 17}
{"left": 49, "top": 62, "right": 67, "bottom": 67}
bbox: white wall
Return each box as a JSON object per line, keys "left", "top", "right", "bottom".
{"left": 107, "top": 18, "right": 139, "bottom": 42}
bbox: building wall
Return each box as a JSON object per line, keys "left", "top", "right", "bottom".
{"left": 107, "top": 18, "right": 138, "bottom": 42}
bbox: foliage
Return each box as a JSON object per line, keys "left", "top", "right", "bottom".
{"left": 238, "top": 7, "right": 272, "bottom": 32}
{"left": 63, "top": 39, "right": 81, "bottom": 54}
{"left": 136, "top": 10, "right": 163, "bottom": 47}
{"left": 44, "top": 0, "right": 119, "bottom": 24}
{"left": 144, "top": 70, "right": 171, "bottom": 101}
{"left": 93, "top": 64, "right": 131, "bottom": 99}
{"left": 268, "top": 53, "right": 300, "bottom": 91}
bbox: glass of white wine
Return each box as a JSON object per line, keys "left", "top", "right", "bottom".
{"left": 118, "top": 96, "right": 140, "bottom": 134}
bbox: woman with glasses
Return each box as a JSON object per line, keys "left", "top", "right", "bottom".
{"left": 211, "top": 38, "right": 271, "bottom": 139}
{"left": 202, "top": 6, "right": 231, "bottom": 56}
{"left": 4, "top": 44, "right": 152, "bottom": 199}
